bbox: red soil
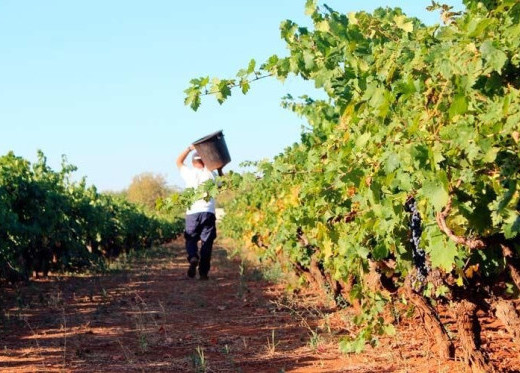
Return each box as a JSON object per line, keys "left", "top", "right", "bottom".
{"left": 1, "top": 239, "right": 519, "bottom": 372}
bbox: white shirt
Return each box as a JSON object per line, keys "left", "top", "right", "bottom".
{"left": 179, "top": 165, "right": 216, "bottom": 215}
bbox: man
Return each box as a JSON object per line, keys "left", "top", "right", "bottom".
{"left": 176, "top": 145, "right": 217, "bottom": 280}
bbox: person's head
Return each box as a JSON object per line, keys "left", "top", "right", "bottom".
{"left": 191, "top": 152, "right": 204, "bottom": 169}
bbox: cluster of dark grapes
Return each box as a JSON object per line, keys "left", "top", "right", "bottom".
{"left": 404, "top": 197, "right": 429, "bottom": 283}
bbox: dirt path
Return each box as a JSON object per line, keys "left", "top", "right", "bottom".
{"left": 0, "top": 240, "right": 343, "bottom": 372}
{"left": 1, "top": 240, "right": 520, "bottom": 372}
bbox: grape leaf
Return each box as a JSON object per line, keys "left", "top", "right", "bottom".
{"left": 480, "top": 40, "right": 507, "bottom": 72}
{"left": 429, "top": 234, "right": 458, "bottom": 271}
{"left": 394, "top": 15, "right": 413, "bottom": 33}
{"left": 448, "top": 94, "right": 468, "bottom": 119}
{"left": 421, "top": 179, "right": 450, "bottom": 211}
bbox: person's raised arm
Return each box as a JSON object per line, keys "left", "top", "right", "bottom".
{"left": 176, "top": 144, "right": 195, "bottom": 169}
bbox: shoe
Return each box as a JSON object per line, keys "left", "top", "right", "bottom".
{"left": 187, "top": 257, "right": 199, "bottom": 278}
{"left": 199, "top": 273, "right": 209, "bottom": 281}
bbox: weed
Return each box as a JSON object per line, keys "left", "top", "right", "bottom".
{"left": 261, "top": 261, "right": 283, "bottom": 283}
{"left": 237, "top": 260, "right": 264, "bottom": 282}
{"left": 321, "top": 313, "right": 332, "bottom": 334}
{"left": 138, "top": 334, "right": 149, "bottom": 354}
{"left": 237, "top": 261, "right": 249, "bottom": 299}
{"left": 100, "top": 287, "right": 110, "bottom": 303}
{"left": 270, "top": 297, "right": 322, "bottom": 334}
{"left": 309, "top": 330, "right": 322, "bottom": 352}
{"left": 131, "top": 293, "right": 156, "bottom": 354}
{"left": 270, "top": 295, "right": 338, "bottom": 355}
{"left": 93, "top": 286, "right": 111, "bottom": 316}
{"left": 191, "top": 346, "right": 208, "bottom": 373}
{"left": 266, "top": 329, "right": 279, "bottom": 355}
{"left": 222, "top": 344, "right": 230, "bottom": 355}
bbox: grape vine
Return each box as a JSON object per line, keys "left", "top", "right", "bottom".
{"left": 183, "top": 0, "right": 520, "bottom": 366}
{"left": 0, "top": 151, "right": 183, "bottom": 281}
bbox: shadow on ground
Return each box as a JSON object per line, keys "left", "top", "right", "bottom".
{"left": 0, "top": 240, "right": 366, "bottom": 372}
{"left": 2, "top": 239, "right": 520, "bottom": 373}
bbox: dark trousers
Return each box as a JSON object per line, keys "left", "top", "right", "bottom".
{"left": 184, "top": 212, "right": 217, "bottom": 275}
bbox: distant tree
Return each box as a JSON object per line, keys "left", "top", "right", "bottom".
{"left": 127, "top": 173, "right": 169, "bottom": 211}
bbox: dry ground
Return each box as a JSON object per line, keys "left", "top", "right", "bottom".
{"left": 1, "top": 238, "right": 519, "bottom": 372}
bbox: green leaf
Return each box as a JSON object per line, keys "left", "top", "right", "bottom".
{"left": 355, "top": 133, "right": 371, "bottom": 149}
{"left": 184, "top": 90, "right": 201, "bottom": 111}
{"left": 303, "top": 50, "right": 316, "bottom": 70}
{"left": 480, "top": 40, "right": 507, "bottom": 72}
{"left": 383, "top": 324, "right": 396, "bottom": 336}
{"left": 448, "top": 94, "right": 468, "bottom": 119}
{"left": 394, "top": 15, "right": 413, "bottom": 33}
{"left": 503, "top": 211, "right": 520, "bottom": 239}
{"left": 280, "top": 20, "right": 298, "bottom": 42}
{"left": 467, "top": 17, "right": 492, "bottom": 38}
{"left": 384, "top": 152, "right": 400, "bottom": 173}
{"left": 315, "top": 20, "right": 330, "bottom": 33}
{"left": 240, "top": 78, "right": 250, "bottom": 94}
{"left": 431, "top": 142, "right": 445, "bottom": 166}
{"left": 422, "top": 179, "right": 449, "bottom": 211}
{"left": 339, "top": 336, "right": 366, "bottom": 354}
{"left": 215, "top": 83, "right": 232, "bottom": 104}
{"left": 394, "top": 170, "right": 413, "bottom": 191}
{"left": 236, "top": 68, "right": 247, "bottom": 78}
{"left": 372, "top": 243, "right": 389, "bottom": 260}
{"left": 368, "top": 87, "right": 386, "bottom": 109}
{"left": 482, "top": 146, "right": 498, "bottom": 163}
{"left": 429, "top": 234, "right": 458, "bottom": 271}
{"left": 247, "top": 59, "right": 256, "bottom": 74}
{"left": 355, "top": 244, "right": 370, "bottom": 259}
{"left": 305, "top": 0, "right": 317, "bottom": 16}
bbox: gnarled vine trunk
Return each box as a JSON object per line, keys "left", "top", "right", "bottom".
{"left": 404, "top": 278, "right": 454, "bottom": 360}
{"left": 455, "top": 299, "right": 494, "bottom": 373}
{"left": 494, "top": 299, "right": 520, "bottom": 348}
{"left": 308, "top": 255, "right": 327, "bottom": 291}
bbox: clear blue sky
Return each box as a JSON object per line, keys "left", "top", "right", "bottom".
{"left": 0, "top": 0, "right": 463, "bottom": 191}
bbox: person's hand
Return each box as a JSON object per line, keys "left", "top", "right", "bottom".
{"left": 189, "top": 144, "right": 195, "bottom": 151}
